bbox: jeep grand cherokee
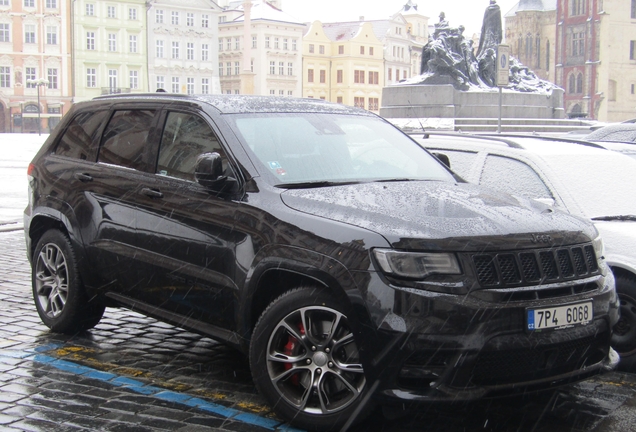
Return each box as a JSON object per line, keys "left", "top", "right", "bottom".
{"left": 24, "top": 94, "right": 619, "bottom": 431}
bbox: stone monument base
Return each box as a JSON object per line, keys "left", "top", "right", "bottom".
{"left": 379, "top": 84, "right": 565, "bottom": 120}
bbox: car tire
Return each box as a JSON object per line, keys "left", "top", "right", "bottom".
{"left": 249, "top": 287, "right": 371, "bottom": 431}
{"left": 32, "top": 229, "right": 105, "bottom": 334}
{"left": 612, "top": 273, "right": 636, "bottom": 371}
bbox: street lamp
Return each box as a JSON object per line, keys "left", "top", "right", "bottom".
{"left": 26, "top": 78, "right": 49, "bottom": 136}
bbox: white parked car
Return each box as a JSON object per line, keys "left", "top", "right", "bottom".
{"left": 415, "top": 132, "right": 636, "bottom": 369}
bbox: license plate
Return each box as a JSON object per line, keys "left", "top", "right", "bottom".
{"left": 527, "top": 302, "right": 593, "bottom": 331}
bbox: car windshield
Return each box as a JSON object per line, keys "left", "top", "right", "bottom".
{"left": 226, "top": 112, "right": 455, "bottom": 187}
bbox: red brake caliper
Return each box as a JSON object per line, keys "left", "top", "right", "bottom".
{"left": 284, "top": 322, "right": 306, "bottom": 386}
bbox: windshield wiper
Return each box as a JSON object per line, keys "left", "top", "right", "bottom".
{"left": 591, "top": 215, "right": 636, "bottom": 222}
{"left": 275, "top": 180, "right": 363, "bottom": 189}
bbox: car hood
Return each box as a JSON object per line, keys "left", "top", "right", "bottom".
{"left": 280, "top": 181, "right": 595, "bottom": 251}
{"left": 594, "top": 220, "right": 636, "bottom": 272}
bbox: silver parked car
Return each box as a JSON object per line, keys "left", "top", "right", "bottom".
{"left": 415, "top": 132, "right": 636, "bottom": 369}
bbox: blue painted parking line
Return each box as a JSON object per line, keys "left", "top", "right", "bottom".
{"left": 0, "top": 347, "right": 304, "bottom": 432}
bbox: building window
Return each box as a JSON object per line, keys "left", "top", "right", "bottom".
{"left": 86, "top": 68, "right": 96, "bottom": 87}
{"left": 571, "top": 0, "right": 586, "bottom": 16}
{"left": 219, "top": 16, "right": 226, "bottom": 23}
{"left": 235, "top": 37, "right": 240, "bottom": 50}
{"left": 108, "top": 33, "right": 116, "bottom": 52}
{"left": 337, "top": 96, "right": 343, "bottom": 104}
{"left": 226, "top": 38, "right": 231, "bottom": 50}
{"left": 265, "top": 36, "right": 270, "bottom": 48}
{"left": 235, "top": 62, "right": 240, "bottom": 75}
{"left": 320, "top": 70, "right": 326, "bottom": 83}
{"left": 226, "top": 62, "right": 231, "bottom": 76}
{"left": 0, "top": 23, "right": 9, "bottom": 42}
{"left": 535, "top": 36, "right": 541, "bottom": 69}
{"left": 24, "top": 0, "right": 34, "bottom": 7}
{"left": 219, "top": 38, "right": 223, "bottom": 52}
{"left": 283, "top": 38, "right": 288, "bottom": 50}
{"left": 187, "top": 42, "right": 194, "bottom": 60}
{"left": 572, "top": 32, "right": 584, "bottom": 56}
{"left": 308, "top": 69, "right": 314, "bottom": 82}
{"left": 288, "top": 91, "right": 293, "bottom": 96}
{"left": 279, "top": 61, "right": 284, "bottom": 75}
{"left": 576, "top": 73, "right": 583, "bottom": 93}
{"left": 354, "top": 70, "right": 365, "bottom": 84}
{"left": 129, "top": 71, "right": 138, "bottom": 89}
{"left": 250, "top": 59, "right": 254, "bottom": 72}
{"left": 171, "top": 77, "right": 180, "bottom": 93}
{"left": 0, "top": 66, "right": 10, "bottom": 87}
{"left": 525, "top": 34, "right": 533, "bottom": 58}
{"left": 218, "top": 64, "right": 223, "bottom": 76}
{"left": 403, "top": 70, "right": 408, "bottom": 80}
{"left": 129, "top": 8, "right": 137, "bottom": 20}
{"left": 369, "top": 98, "right": 379, "bottom": 111}
{"left": 360, "top": 46, "right": 365, "bottom": 55}
{"left": 172, "top": 41, "right": 179, "bottom": 59}
{"left": 568, "top": 74, "right": 575, "bottom": 93}
{"left": 337, "top": 70, "right": 343, "bottom": 83}
{"left": 87, "top": 32, "right": 95, "bottom": 50}
{"left": 156, "top": 75, "right": 164, "bottom": 91}
{"left": 631, "top": 40, "right": 636, "bottom": 60}
{"left": 26, "top": 67, "right": 36, "bottom": 87}
{"left": 201, "top": 44, "right": 208, "bottom": 61}
{"left": 292, "top": 39, "right": 297, "bottom": 51}
{"left": 354, "top": 97, "right": 364, "bottom": 109}
{"left": 171, "top": 11, "right": 179, "bottom": 25}
{"left": 368, "top": 71, "right": 379, "bottom": 85}
{"left": 187, "top": 77, "right": 194, "bottom": 94}
{"left": 252, "top": 35, "right": 257, "bottom": 48}
{"left": 202, "top": 15, "right": 209, "bottom": 28}
{"left": 187, "top": 13, "right": 194, "bottom": 27}
{"left": 546, "top": 40, "right": 551, "bottom": 71}
{"left": 47, "top": 68, "right": 58, "bottom": 89}
{"left": 309, "top": 44, "right": 314, "bottom": 53}
{"left": 156, "top": 40, "right": 164, "bottom": 58}
{"left": 339, "top": 45, "right": 344, "bottom": 54}
{"left": 201, "top": 78, "right": 209, "bottom": 94}
{"left": 156, "top": 9, "right": 164, "bottom": 24}
{"left": 319, "top": 45, "right": 324, "bottom": 54}
{"left": 128, "top": 35, "right": 137, "bottom": 53}
{"left": 388, "top": 68, "right": 392, "bottom": 81}
{"left": 86, "top": 4, "right": 94, "bottom": 15}
{"left": 25, "top": 24, "right": 35, "bottom": 44}
{"left": 632, "top": 0, "right": 636, "bottom": 19}
{"left": 107, "top": 5, "right": 116, "bottom": 18}
{"left": 288, "top": 62, "right": 293, "bottom": 76}
{"left": 370, "top": 47, "right": 374, "bottom": 55}
{"left": 274, "top": 37, "right": 279, "bottom": 49}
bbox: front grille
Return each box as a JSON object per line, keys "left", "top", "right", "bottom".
{"left": 472, "top": 244, "right": 599, "bottom": 288}
{"left": 469, "top": 334, "right": 609, "bottom": 386}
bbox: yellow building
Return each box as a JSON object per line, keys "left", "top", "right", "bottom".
{"left": 303, "top": 21, "right": 384, "bottom": 112}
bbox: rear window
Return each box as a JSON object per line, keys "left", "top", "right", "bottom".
{"left": 98, "top": 110, "right": 155, "bottom": 170}
{"left": 55, "top": 110, "right": 109, "bottom": 160}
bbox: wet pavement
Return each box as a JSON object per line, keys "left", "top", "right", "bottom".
{"left": 1, "top": 227, "right": 636, "bottom": 432}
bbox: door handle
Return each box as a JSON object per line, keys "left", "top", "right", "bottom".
{"left": 73, "top": 172, "right": 93, "bottom": 182}
{"left": 141, "top": 188, "right": 163, "bottom": 199}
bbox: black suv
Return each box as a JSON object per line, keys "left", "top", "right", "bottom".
{"left": 25, "top": 94, "right": 619, "bottom": 431}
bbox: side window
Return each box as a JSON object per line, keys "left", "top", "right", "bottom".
{"left": 157, "top": 112, "right": 224, "bottom": 181}
{"left": 55, "top": 110, "right": 109, "bottom": 160}
{"left": 430, "top": 149, "right": 480, "bottom": 180}
{"left": 98, "top": 110, "right": 155, "bottom": 170}
{"left": 480, "top": 155, "right": 553, "bottom": 200}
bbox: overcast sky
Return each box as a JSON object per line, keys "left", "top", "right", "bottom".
{"left": 281, "top": 0, "right": 520, "bottom": 36}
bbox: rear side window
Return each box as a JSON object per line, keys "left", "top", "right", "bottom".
{"left": 55, "top": 110, "right": 109, "bottom": 160}
{"left": 430, "top": 149, "right": 480, "bottom": 181}
{"left": 480, "top": 155, "right": 553, "bottom": 200}
{"left": 156, "top": 112, "right": 225, "bottom": 181}
{"left": 99, "top": 110, "right": 155, "bottom": 170}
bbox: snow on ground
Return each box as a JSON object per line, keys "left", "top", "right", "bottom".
{"left": 0, "top": 134, "right": 48, "bottom": 224}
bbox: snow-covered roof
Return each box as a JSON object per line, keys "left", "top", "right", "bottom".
{"left": 322, "top": 18, "right": 407, "bottom": 42}
{"left": 505, "top": 0, "right": 557, "bottom": 18}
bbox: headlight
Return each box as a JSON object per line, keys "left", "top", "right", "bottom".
{"left": 373, "top": 249, "right": 461, "bottom": 279}
{"left": 592, "top": 235, "right": 605, "bottom": 260}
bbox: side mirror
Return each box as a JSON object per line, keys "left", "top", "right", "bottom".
{"left": 432, "top": 152, "right": 451, "bottom": 169}
{"left": 194, "top": 152, "right": 238, "bottom": 194}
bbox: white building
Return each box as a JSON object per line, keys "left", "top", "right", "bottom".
{"left": 217, "top": 0, "right": 305, "bottom": 96}
{"left": 147, "top": 0, "right": 221, "bottom": 95}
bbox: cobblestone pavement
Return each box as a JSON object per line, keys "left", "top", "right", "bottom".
{"left": 1, "top": 228, "right": 636, "bottom": 432}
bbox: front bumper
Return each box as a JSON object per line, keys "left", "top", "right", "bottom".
{"left": 358, "top": 272, "right": 620, "bottom": 404}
